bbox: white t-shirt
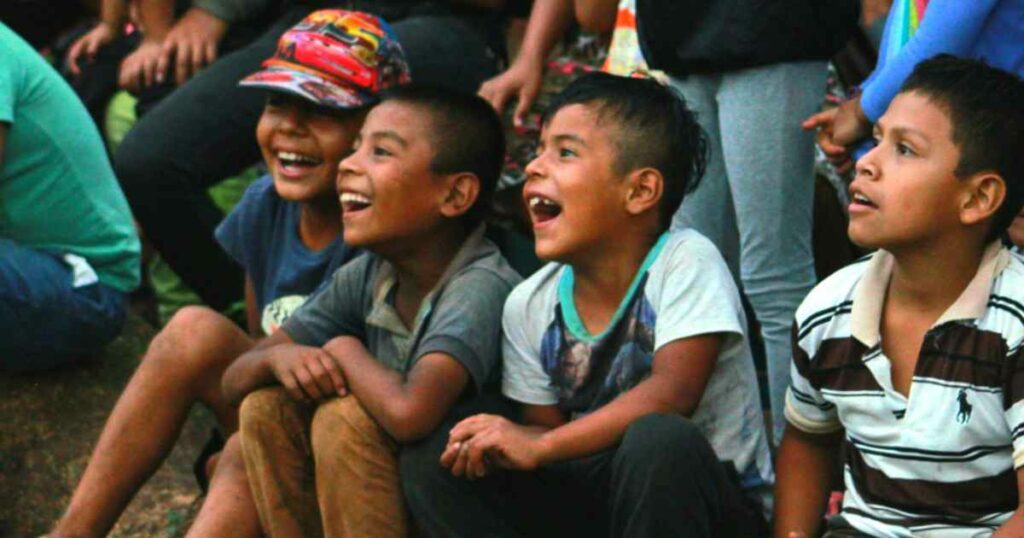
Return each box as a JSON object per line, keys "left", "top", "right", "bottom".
{"left": 502, "top": 229, "right": 774, "bottom": 492}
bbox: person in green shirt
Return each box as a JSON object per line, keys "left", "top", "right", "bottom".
{"left": 0, "top": 22, "right": 140, "bottom": 371}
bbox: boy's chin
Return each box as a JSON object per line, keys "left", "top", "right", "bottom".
{"left": 272, "top": 177, "right": 331, "bottom": 203}
{"left": 534, "top": 237, "right": 581, "bottom": 264}
{"left": 341, "top": 227, "right": 378, "bottom": 249}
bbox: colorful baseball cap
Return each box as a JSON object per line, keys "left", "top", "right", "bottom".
{"left": 240, "top": 9, "right": 411, "bottom": 109}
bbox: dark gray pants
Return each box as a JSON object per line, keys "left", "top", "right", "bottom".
{"left": 401, "top": 412, "right": 768, "bottom": 538}
{"left": 113, "top": 5, "right": 500, "bottom": 309}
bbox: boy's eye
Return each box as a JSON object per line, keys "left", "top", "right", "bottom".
{"left": 266, "top": 93, "right": 286, "bottom": 108}
{"left": 558, "top": 147, "right": 577, "bottom": 158}
{"left": 372, "top": 146, "right": 392, "bottom": 157}
{"left": 896, "top": 142, "right": 916, "bottom": 157}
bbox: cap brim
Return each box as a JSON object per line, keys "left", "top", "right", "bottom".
{"left": 239, "top": 67, "right": 376, "bottom": 110}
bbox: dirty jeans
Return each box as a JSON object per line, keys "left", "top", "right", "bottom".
{"left": 668, "top": 61, "right": 827, "bottom": 443}
{"left": 239, "top": 387, "right": 405, "bottom": 538}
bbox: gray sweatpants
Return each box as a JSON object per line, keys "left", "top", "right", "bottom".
{"left": 669, "top": 61, "right": 827, "bottom": 443}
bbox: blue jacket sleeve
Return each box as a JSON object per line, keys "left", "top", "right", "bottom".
{"left": 860, "top": 0, "right": 1000, "bottom": 121}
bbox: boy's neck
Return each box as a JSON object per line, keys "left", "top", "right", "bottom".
{"left": 569, "top": 230, "right": 661, "bottom": 323}
{"left": 383, "top": 224, "right": 472, "bottom": 317}
{"left": 298, "top": 197, "right": 343, "bottom": 251}
{"left": 887, "top": 235, "right": 988, "bottom": 315}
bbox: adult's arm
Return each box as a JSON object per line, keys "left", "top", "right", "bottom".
{"left": 66, "top": 0, "right": 128, "bottom": 76}
{"left": 773, "top": 425, "right": 843, "bottom": 538}
{"left": 573, "top": 0, "right": 617, "bottom": 33}
{"left": 118, "top": 0, "right": 176, "bottom": 90}
{"left": 137, "top": 0, "right": 174, "bottom": 39}
{"left": 156, "top": 6, "right": 230, "bottom": 85}
{"left": 323, "top": 336, "right": 471, "bottom": 443}
{"left": 859, "top": 0, "right": 1000, "bottom": 121}
{"left": 478, "top": 0, "right": 574, "bottom": 125}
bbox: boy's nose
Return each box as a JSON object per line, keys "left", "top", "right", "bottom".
{"left": 524, "top": 153, "right": 546, "bottom": 180}
{"left": 854, "top": 145, "right": 880, "bottom": 180}
{"left": 338, "top": 151, "right": 362, "bottom": 177}
{"left": 276, "top": 107, "right": 307, "bottom": 134}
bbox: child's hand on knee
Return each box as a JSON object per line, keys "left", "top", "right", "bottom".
{"left": 268, "top": 345, "right": 347, "bottom": 403}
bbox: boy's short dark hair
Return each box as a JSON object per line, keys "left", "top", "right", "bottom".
{"left": 380, "top": 85, "right": 505, "bottom": 227}
{"left": 900, "top": 55, "right": 1024, "bottom": 238}
{"left": 543, "top": 72, "right": 708, "bottom": 230}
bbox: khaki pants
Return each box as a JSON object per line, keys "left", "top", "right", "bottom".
{"left": 239, "top": 387, "right": 406, "bottom": 538}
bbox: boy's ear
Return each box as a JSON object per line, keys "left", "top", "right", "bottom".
{"left": 960, "top": 171, "right": 1007, "bottom": 227}
{"left": 439, "top": 172, "right": 481, "bottom": 218}
{"left": 624, "top": 168, "right": 663, "bottom": 216}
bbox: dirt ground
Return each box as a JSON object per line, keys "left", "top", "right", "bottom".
{"left": 0, "top": 313, "right": 214, "bottom": 537}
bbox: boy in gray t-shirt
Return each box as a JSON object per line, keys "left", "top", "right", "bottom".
{"left": 405, "top": 73, "right": 772, "bottom": 538}
{"left": 222, "top": 87, "right": 520, "bottom": 538}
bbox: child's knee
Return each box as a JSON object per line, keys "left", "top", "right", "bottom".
{"left": 239, "top": 387, "right": 295, "bottom": 438}
{"left": 618, "top": 413, "right": 711, "bottom": 466}
{"left": 145, "top": 305, "right": 239, "bottom": 372}
{"left": 310, "top": 397, "right": 388, "bottom": 456}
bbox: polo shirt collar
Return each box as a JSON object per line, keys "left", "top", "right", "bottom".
{"left": 850, "top": 241, "right": 1009, "bottom": 348}
{"left": 367, "top": 225, "right": 490, "bottom": 336}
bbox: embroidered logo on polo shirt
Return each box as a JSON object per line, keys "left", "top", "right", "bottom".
{"left": 956, "top": 388, "right": 973, "bottom": 424}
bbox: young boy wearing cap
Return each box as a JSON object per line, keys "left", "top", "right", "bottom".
{"left": 775, "top": 57, "right": 1024, "bottom": 538}
{"left": 51, "top": 11, "right": 408, "bottom": 538}
{"left": 221, "top": 86, "right": 521, "bottom": 538}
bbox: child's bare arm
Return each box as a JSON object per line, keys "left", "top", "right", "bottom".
{"left": 773, "top": 424, "right": 843, "bottom": 538}
{"left": 993, "top": 468, "right": 1024, "bottom": 537}
{"left": 244, "top": 277, "right": 260, "bottom": 337}
{"left": 444, "top": 333, "right": 721, "bottom": 476}
{"left": 221, "top": 330, "right": 347, "bottom": 405}
{"left": 322, "top": 336, "right": 470, "bottom": 442}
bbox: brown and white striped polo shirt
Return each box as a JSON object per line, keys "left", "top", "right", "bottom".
{"left": 785, "top": 242, "right": 1024, "bottom": 537}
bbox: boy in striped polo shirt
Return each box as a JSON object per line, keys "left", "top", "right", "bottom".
{"left": 775, "top": 56, "right": 1024, "bottom": 537}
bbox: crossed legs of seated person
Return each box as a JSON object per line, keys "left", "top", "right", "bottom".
{"left": 0, "top": 239, "right": 127, "bottom": 372}
{"left": 51, "top": 306, "right": 254, "bottom": 538}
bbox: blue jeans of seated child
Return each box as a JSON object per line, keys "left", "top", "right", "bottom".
{"left": 0, "top": 239, "right": 127, "bottom": 372}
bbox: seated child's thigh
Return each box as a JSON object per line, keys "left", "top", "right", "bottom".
{"left": 0, "top": 238, "right": 125, "bottom": 369}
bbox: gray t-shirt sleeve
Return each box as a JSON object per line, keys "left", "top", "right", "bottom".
{"left": 281, "top": 255, "right": 372, "bottom": 346}
{"left": 501, "top": 267, "right": 560, "bottom": 406}
{"left": 413, "top": 268, "right": 515, "bottom": 394}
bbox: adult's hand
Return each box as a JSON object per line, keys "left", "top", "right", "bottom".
{"left": 478, "top": 58, "right": 545, "bottom": 128}
{"left": 118, "top": 38, "right": 164, "bottom": 92}
{"left": 157, "top": 7, "right": 228, "bottom": 86}
{"left": 829, "top": 96, "right": 871, "bottom": 148}
{"left": 67, "top": 22, "right": 119, "bottom": 77}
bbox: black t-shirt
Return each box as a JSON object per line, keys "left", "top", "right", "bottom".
{"left": 636, "top": 0, "right": 861, "bottom": 75}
